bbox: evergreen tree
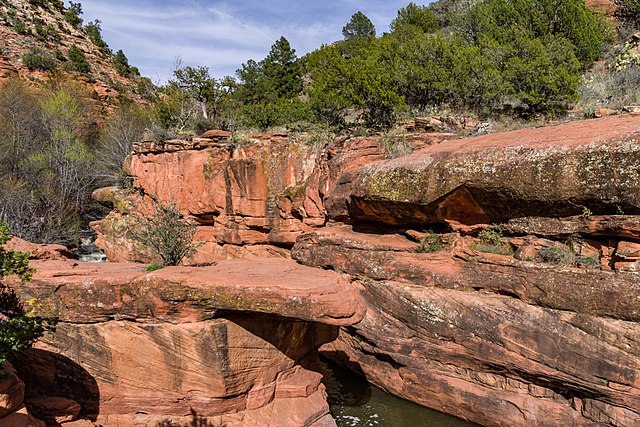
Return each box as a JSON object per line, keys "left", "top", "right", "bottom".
{"left": 236, "top": 36, "right": 302, "bottom": 105}
{"left": 391, "top": 3, "right": 439, "bottom": 35}
{"left": 262, "top": 36, "right": 302, "bottom": 99}
{"left": 342, "top": 11, "right": 376, "bottom": 41}
{"left": 113, "top": 49, "right": 131, "bottom": 76}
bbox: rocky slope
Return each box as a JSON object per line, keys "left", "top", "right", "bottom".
{"left": 0, "top": 0, "right": 141, "bottom": 102}
{"left": 14, "top": 114, "right": 640, "bottom": 426}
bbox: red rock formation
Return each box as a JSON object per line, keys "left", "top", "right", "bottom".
{"left": 85, "top": 115, "right": 640, "bottom": 426}
{"left": 0, "top": 362, "right": 48, "bottom": 426}
{"left": 11, "top": 257, "right": 361, "bottom": 426}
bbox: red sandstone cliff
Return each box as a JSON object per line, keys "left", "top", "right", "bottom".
{"left": 13, "top": 114, "right": 640, "bottom": 426}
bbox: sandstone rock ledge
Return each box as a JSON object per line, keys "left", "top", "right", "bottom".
{"left": 293, "top": 225, "right": 640, "bottom": 427}
{"left": 10, "top": 258, "right": 363, "bottom": 426}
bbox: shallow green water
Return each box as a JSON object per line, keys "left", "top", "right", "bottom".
{"left": 321, "top": 358, "right": 477, "bottom": 427}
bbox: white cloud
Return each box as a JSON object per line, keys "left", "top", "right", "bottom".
{"left": 81, "top": 0, "right": 432, "bottom": 81}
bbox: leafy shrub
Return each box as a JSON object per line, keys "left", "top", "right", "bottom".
{"left": 22, "top": 47, "right": 56, "bottom": 71}
{"left": 64, "top": 2, "right": 82, "bottom": 27}
{"left": 146, "top": 263, "right": 164, "bottom": 272}
{"left": 0, "top": 222, "right": 56, "bottom": 365}
{"left": 113, "top": 49, "right": 131, "bottom": 76}
{"left": 417, "top": 231, "right": 444, "bottom": 253}
{"left": 539, "top": 246, "right": 574, "bottom": 265}
{"left": 67, "top": 45, "right": 90, "bottom": 73}
{"left": 131, "top": 199, "right": 199, "bottom": 266}
{"left": 473, "top": 225, "right": 513, "bottom": 255}
{"left": 537, "top": 240, "right": 601, "bottom": 269}
{"left": 84, "top": 20, "right": 109, "bottom": 52}
{"left": 54, "top": 48, "right": 66, "bottom": 61}
{"left": 13, "top": 20, "right": 30, "bottom": 35}
{"left": 615, "top": 0, "right": 640, "bottom": 29}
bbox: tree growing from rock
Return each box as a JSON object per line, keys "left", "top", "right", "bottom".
{"left": 131, "top": 199, "right": 199, "bottom": 266}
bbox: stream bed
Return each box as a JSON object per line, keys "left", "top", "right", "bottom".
{"left": 321, "top": 358, "right": 477, "bottom": 427}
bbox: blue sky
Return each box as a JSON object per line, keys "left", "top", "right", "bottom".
{"left": 81, "top": 1, "right": 432, "bottom": 82}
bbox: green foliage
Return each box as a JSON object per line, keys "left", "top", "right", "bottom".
{"left": 13, "top": 20, "right": 30, "bottom": 35}
{"left": 537, "top": 238, "right": 601, "bottom": 269}
{"left": 459, "top": 0, "right": 611, "bottom": 69}
{"left": 382, "top": 129, "right": 413, "bottom": 158}
{"left": 416, "top": 231, "right": 444, "bottom": 253}
{"left": 131, "top": 200, "right": 199, "bottom": 266}
{"left": 0, "top": 84, "right": 96, "bottom": 244}
{"left": 306, "top": 40, "right": 404, "bottom": 129}
{"left": 146, "top": 263, "right": 164, "bottom": 272}
{"left": 241, "top": 98, "right": 310, "bottom": 131}
{"left": 615, "top": 0, "right": 640, "bottom": 29}
{"left": 113, "top": 49, "right": 132, "bottom": 76}
{"left": 67, "top": 45, "right": 90, "bottom": 73}
{"left": 342, "top": 11, "right": 376, "bottom": 41}
{"left": 473, "top": 225, "right": 513, "bottom": 255}
{"left": 499, "top": 33, "right": 582, "bottom": 115}
{"left": 391, "top": 3, "right": 439, "bottom": 36}
{"left": 539, "top": 245, "right": 574, "bottom": 265}
{"left": 54, "top": 48, "right": 66, "bottom": 61}
{"left": 84, "top": 19, "right": 109, "bottom": 52}
{"left": 236, "top": 36, "right": 302, "bottom": 104}
{"left": 0, "top": 223, "right": 34, "bottom": 281}
{"left": 0, "top": 222, "right": 55, "bottom": 365}
{"left": 65, "top": 1, "right": 83, "bottom": 27}
{"left": 22, "top": 47, "right": 56, "bottom": 71}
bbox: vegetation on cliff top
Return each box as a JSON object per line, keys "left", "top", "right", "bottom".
{"left": 1, "top": 0, "right": 639, "bottom": 246}
{"left": 143, "top": 0, "right": 624, "bottom": 136}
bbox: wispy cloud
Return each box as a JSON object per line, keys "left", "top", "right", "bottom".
{"left": 81, "top": 0, "right": 425, "bottom": 81}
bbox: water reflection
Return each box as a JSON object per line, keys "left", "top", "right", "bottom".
{"left": 320, "top": 357, "right": 477, "bottom": 427}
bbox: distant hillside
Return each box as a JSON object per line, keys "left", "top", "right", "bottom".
{"left": 0, "top": 0, "right": 148, "bottom": 104}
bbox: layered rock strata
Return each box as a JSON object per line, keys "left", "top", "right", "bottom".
{"left": 86, "top": 114, "right": 640, "bottom": 426}
{"left": 10, "top": 258, "right": 363, "bottom": 426}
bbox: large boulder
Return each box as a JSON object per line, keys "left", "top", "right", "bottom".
{"left": 334, "top": 115, "right": 640, "bottom": 225}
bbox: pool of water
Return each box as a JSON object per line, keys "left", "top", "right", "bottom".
{"left": 321, "top": 358, "right": 477, "bottom": 427}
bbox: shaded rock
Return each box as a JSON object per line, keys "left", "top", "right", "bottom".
{"left": 15, "top": 316, "right": 336, "bottom": 427}
{"left": 0, "top": 404, "right": 46, "bottom": 427}
{"left": 26, "top": 396, "right": 81, "bottom": 424}
{"left": 0, "top": 362, "right": 25, "bottom": 417}
{"left": 294, "top": 224, "right": 640, "bottom": 426}
{"left": 322, "top": 281, "right": 640, "bottom": 426}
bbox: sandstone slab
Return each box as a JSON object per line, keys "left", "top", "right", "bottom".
{"left": 340, "top": 115, "right": 640, "bottom": 225}
{"left": 11, "top": 258, "right": 364, "bottom": 326}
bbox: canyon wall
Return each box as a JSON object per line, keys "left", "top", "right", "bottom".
{"left": 24, "top": 114, "right": 640, "bottom": 426}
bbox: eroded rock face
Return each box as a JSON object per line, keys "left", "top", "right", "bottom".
{"left": 91, "top": 132, "right": 449, "bottom": 263}
{"left": 342, "top": 116, "right": 640, "bottom": 225}
{"left": 86, "top": 115, "right": 640, "bottom": 426}
{"left": 293, "top": 224, "right": 640, "bottom": 426}
{"left": 10, "top": 258, "right": 362, "bottom": 426}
